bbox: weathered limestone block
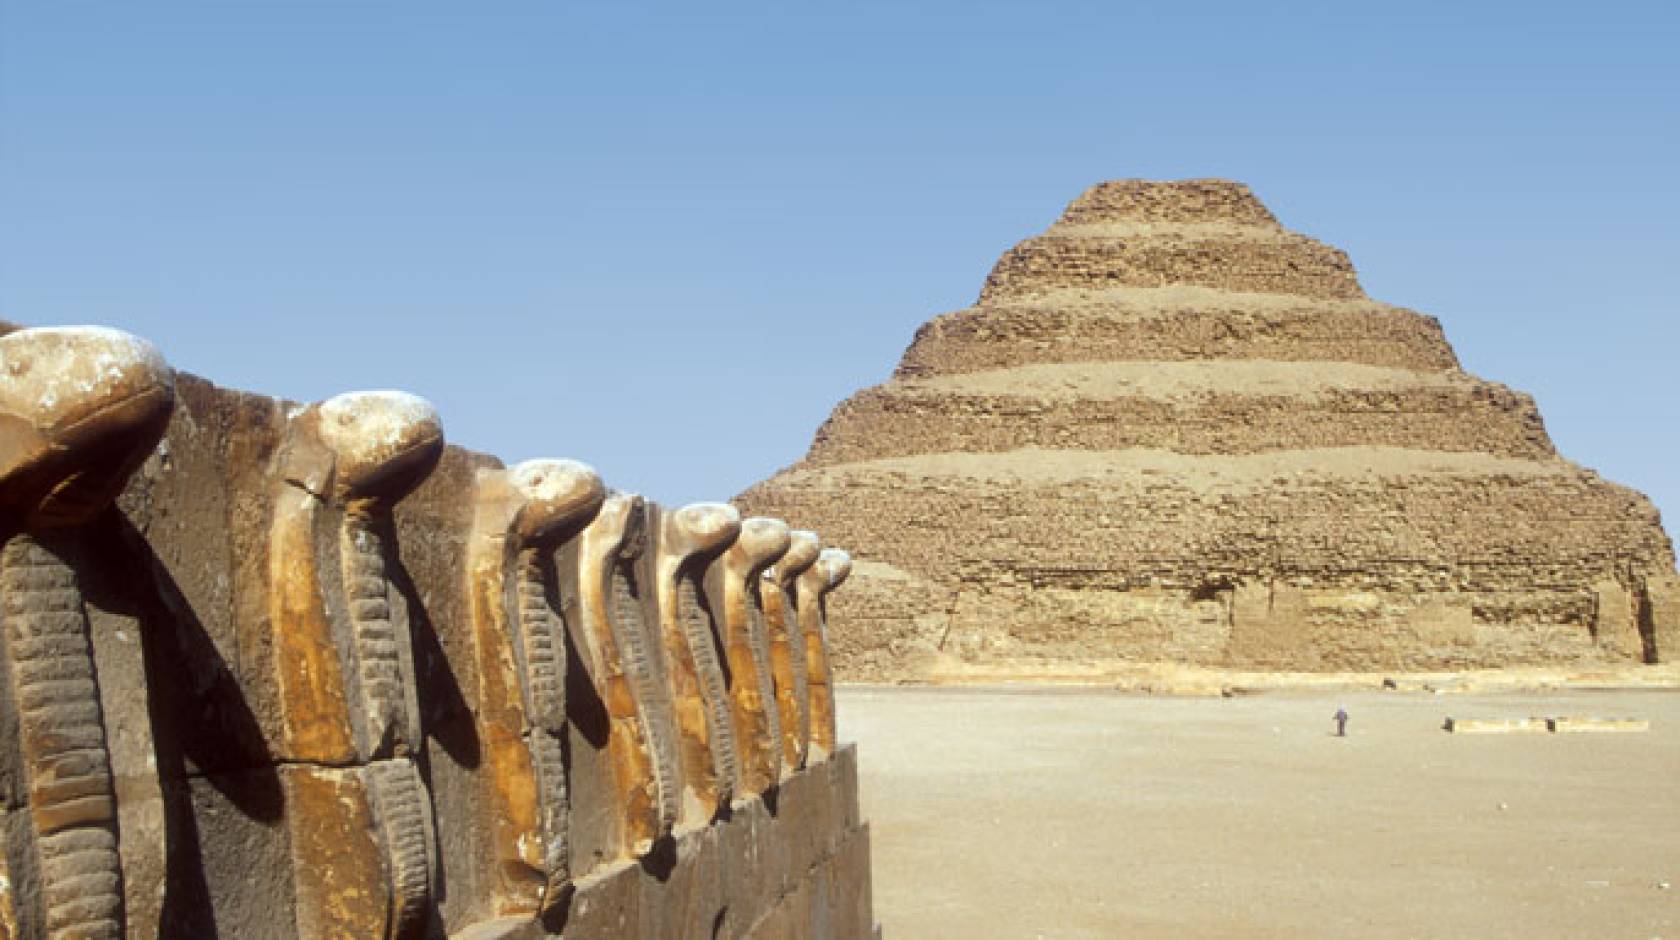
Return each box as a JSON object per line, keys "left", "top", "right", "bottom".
{"left": 0, "top": 327, "right": 175, "bottom": 940}
{"left": 563, "top": 491, "right": 678, "bottom": 861}
{"left": 797, "top": 549, "right": 852, "bottom": 763}
{"left": 1548, "top": 717, "right": 1650, "bottom": 733}
{"left": 893, "top": 294, "right": 1462, "bottom": 378}
{"left": 981, "top": 229, "right": 1365, "bottom": 302}
{"left": 78, "top": 367, "right": 299, "bottom": 939}
{"left": 408, "top": 746, "right": 878, "bottom": 940}
{"left": 762, "top": 531, "right": 819, "bottom": 777}
{"left": 700, "top": 517, "right": 791, "bottom": 801}
{"left": 651, "top": 502, "right": 741, "bottom": 830}
{"left": 451, "top": 748, "right": 879, "bottom": 940}
{"left": 1443, "top": 718, "right": 1549, "bottom": 734}
{"left": 556, "top": 860, "right": 643, "bottom": 939}
{"left": 806, "top": 365, "right": 1555, "bottom": 466}
{"left": 1059, "top": 178, "right": 1283, "bottom": 226}
{"left": 1591, "top": 579, "right": 1642, "bottom": 659}
{"left": 268, "top": 390, "right": 443, "bottom": 940}
{"left": 467, "top": 459, "right": 604, "bottom": 916}
{"left": 1642, "top": 573, "right": 1680, "bottom": 663}
{"left": 982, "top": 180, "right": 1363, "bottom": 302}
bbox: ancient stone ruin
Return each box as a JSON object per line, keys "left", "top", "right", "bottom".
{"left": 740, "top": 179, "right": 1680, "bottom": 680}
{"left": 0, "top": 323, "right": 874, "bottom": 938}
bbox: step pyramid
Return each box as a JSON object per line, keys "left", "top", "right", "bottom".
{"left": 739, "top": 179, "right": 1680, "bottom": 678}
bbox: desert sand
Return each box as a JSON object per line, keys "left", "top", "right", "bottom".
{"left": 839, "top": 685, "right": 1679, "bottom": 938}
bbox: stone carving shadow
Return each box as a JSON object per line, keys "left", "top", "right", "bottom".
{"left": 537, "top": 883, "right": 576, "bottom": 935}
{"left": 384, "top": 519, "right": 475, "bottom": 920}
{"left": 94, "top": 515, "right": 284, "bottom": 937}
{"left": 1635, "top": 586, "right": 1659, "bottom": 664}
{"left": 639, "top": 834, "right": 678, "bottom": 882}
{"left": 562, "top": 613, "right": 611, "bottom": 750}
{"left": 388, "top": 534, "right": 481, "bottom": 771}
{"left": 689, "top": 575, "right": 731, "bottom": 688}
{"left": 100, "top": 514, "right": 283, "bottom": 801}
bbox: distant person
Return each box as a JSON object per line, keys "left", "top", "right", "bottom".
{"left": 1334, "top": 706, "right": 1349, "bottom": 737}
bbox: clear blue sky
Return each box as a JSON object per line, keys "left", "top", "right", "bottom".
{"left": 2, "top": 2, "right": 1675, "bottom": 528}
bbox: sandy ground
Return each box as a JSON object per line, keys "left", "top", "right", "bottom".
{"left": 839, "top": 685, "right": 1680, "bottom": 939}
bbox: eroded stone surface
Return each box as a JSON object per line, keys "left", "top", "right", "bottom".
{"left": 468, "top": 459, "right": 604, "bottom": 915}
{"left": 0, "top": 327, "right": 174, "bottom": 528}
{"left": 652, "top": 502, "right": 742, "bottom": 829}
{"left": 564, "top": 491, "right": 678, "bottom": 861}
{"left": 0, "top": 327, "right": 175, "bottom": 940}
{"left": 702, "top": 516, "right": 792, "bottom": 799}
{"left": 763, "top": 531, "right": 820, "bottom": 775}
{"left": 797, "top": 549, "right": 852, "bottom": 762}
{"left": 268, "top": 391, "right": 444, "bottom": 940}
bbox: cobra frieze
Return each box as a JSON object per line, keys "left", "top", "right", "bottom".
{"left": 0, "top": 321, "right": 878, "bottom": 938}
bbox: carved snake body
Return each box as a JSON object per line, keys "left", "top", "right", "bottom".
{"left": 270, "top": 390, "right": 443, "bottom": 940}
{"left": 797, "top": 548, "right": 853, "bottom": 763}
{"left": 574, "top": 492, "right": 679, "bottom": 856}
{"left": 0, "top": 327, "right": 174, "bottom": 940}
{"left": 704, "top": 516, "right": 792, "bottom": 799}
{"left": 653, "top": 503, "right": 741, "bottom": 829}
{"left": 762, "top": 530, "right": 820, "bottom": 777}
{"left": 467, "top": 459, "right": 603, "bottom": 916}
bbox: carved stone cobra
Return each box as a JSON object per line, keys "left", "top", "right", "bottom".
{"left": 572, "top": 492, "right": 678, "bottom": 857}
{"left": 797, "top": 548, "right": 852, "bottom": 764}
{"left": 0, "top": 327, "right": 174, "bottom": 940}
{"left": 702, "top": 516, "right": 790, "bottom": 800}
{"left": 467, "top": 459, "right": 603, "bottom": 915}
{"left": 653, "top": 502, "right": 741, "bottom": 829}
{"left": 761, "top": 529, "right": 819, "bottom": 778}
{"left": 269, "top": 391, "right": 443, "bottom": 940}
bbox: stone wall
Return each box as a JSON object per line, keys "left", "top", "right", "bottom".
{"left": 0, "top": 323, "right": 874, "bottom": 939}
{"left": 893, "top": 293, "right": 1462, "bottom": 377}
{"left": 982, "top": 231, "right": 1365, "bottom": 302}
{"left": 753, "top": 451, "right": 1673, "bottom": 674}
{"left": 805, "top": 368, "right": 1553, "bottom": 465}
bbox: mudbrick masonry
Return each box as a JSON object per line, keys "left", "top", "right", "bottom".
{"left": 739, "top": 179, "right": 1680, "bottom": 680}
{"left": 0, "top": 322, "right": 874, "bottom": 938}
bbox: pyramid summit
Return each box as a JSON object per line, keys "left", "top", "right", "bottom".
{"left": 1054, "top": 178, "right": 1285, "bottom": 226}
{"left": 981, "top": 178, "right": 1367, "bottom": 304}
{"left": 739, "top": 178, "right": 1680, "bottom": 679}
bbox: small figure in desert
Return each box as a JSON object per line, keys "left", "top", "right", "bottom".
{"left": 1334, "top": 706, "right": 1349, "bottom": 737}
